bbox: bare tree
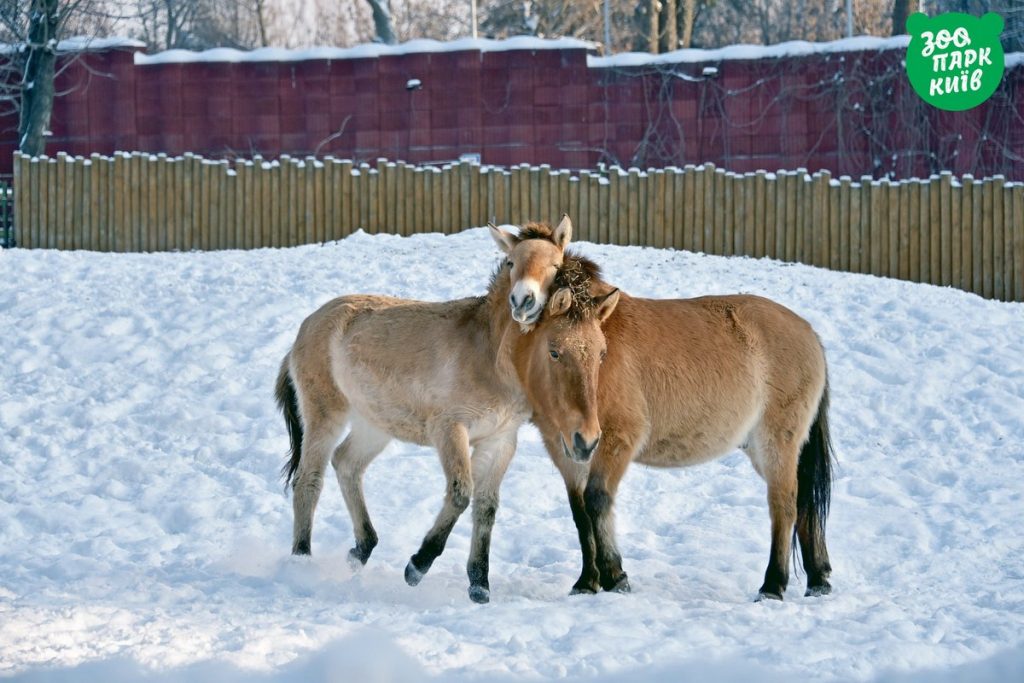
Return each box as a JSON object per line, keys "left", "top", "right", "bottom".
{"left": 680, "top": 0, "right": 695, "bottom": 47}
{"left": 892, "top": 0, "right": 910, "bottom": 35}
{"left": 365, "top": 0, "right": 396, "bottom": 44}
{"left": 664, "top": 0, "right": 676, "bottom": 49}
{"left": 645, "top": 0, "right": 657, "bottom": 52}
{"left": 0, "top": 0, "right": 117, "bottom": 155}
{"left": 132, "top": 0, "right": 275, "bottom": 51}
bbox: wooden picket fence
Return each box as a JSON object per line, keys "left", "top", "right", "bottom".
{"left": 11, "top": 151, "right": 1024, "bottom": 302}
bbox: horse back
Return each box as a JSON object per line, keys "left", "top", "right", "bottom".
{"left": 289, "top": 294, "right": 525, "bottom": 446}
{"left": 598, "top": 293, "right": 825, "bottom": 465}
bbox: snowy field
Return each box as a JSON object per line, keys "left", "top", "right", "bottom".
{"left": 1, "top": 229, "right": 1023, "bottom": 682}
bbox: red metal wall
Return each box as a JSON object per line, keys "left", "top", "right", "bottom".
{"left": 2, "top": 43, "right": 1022, "bottom": 180}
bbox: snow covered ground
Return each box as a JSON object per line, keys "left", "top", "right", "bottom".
{"left": 1, "top": 229, "right": 1022, "bottom": 682}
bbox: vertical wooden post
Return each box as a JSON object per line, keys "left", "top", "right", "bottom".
{"left": 784, "top": 171, "right": 798, "bottom": 262}
{"left": 810, "top": 171, "right": 825, "bottom": 267}
{"left": 626, "top": 168, "right": 640, "bottom": 245}
{"left": 992, "top": 176, "right": 1005, "bottom": 300}
{"left": 591, "top": 169, "right": 603, "bottom": 237}
{"left": 838, "top": 176, "right": 852, "bottom": 272}
{"left": 763, "top": 170, "right": 777, "bottom": 261}
{"left": 55, "top": 152, "right": 68, "bottom": 250}
{"left": 958, "top": 175, "right": 973, "bottom": 290}
{"left": 721, "top": 171, "right": 734, "bottom": 256}
{"left": 699, "top": 164, "right": 713, "bottom": 254}
{"left": 1003, "top": 182, "right": 1014, "bottom": 301}
{"left": 71, "top": 156, "right": 85, "bottom": 251}
{"left": 897, "top": 180, "right": 910, "bottom": 280}
{"left": 682, "top": 165, "right": 696, "bottom": 252}
{"left": 24, "top": 155, "right": 38, "bottom": 248}
{"left": 653, "top": 169, "right": 666, "bottom": 248}
{"left": 826, "top": 173, "right": 839, "bottom": 269}
{"left": 936, "top": 171, "right": 950, "bottom": 285}
{"left": 981, "top": 175, "right": 993, "bottom": 298}
{"left": 949, "top": 176, "right": 962, "bottom": 288}
{"left": 843, "top": 179, "right": 860, "bottom": 274}
{"left": 1013, "top": 183, "right": 1023, "bottom": 302}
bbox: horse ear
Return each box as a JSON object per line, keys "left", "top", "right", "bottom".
{"left": 489, "top": 223, "right": 517, "bottom": 254}
{"left": 548, "top": 288, "right": 572, "bottom": 317}
{"left": 553, "top": 214, "right": 573, "bottom": 251}
{"left": 594, "top": 288, "right": 620, "bottom": 322}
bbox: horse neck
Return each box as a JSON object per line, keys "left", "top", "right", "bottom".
{"left": 483, "top": 270, "right": 523, "bottom": 383}
{"left": 484, "top": 269, "right": 513, "bottom": 341}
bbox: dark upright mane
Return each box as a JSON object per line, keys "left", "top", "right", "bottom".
{"left": 552, "top": 252, "right": 605, "bottom": 322}
{"left": 513, "top": 222, "right": 559, "bottom": 245}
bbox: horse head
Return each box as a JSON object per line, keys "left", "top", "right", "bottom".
{"left": 490, "top": 215, "right": 572, "bottom": 326}
{"left": 516, "top": 255, "right": 620, "bottom": 463}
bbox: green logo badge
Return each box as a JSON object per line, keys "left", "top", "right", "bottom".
{"left": 905, "top": 12, "right": 1005, "bottom": 111}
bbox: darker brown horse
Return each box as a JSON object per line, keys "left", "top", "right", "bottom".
{"left": 495, "top": 222, "right": 835, "bottom": 601}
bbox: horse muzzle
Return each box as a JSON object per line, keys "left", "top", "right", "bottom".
{"left": 509, "top": 292, "right": 542, "bottom": 324}
{"left": 562, "top": 432, "right": 601, "bottom": 463}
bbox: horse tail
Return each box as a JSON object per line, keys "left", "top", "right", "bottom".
{"left": 276, "top": 354, "right": 303, "bottom": 492}
{"left": 796, "top": 376, "right": 835, "bottom": 548}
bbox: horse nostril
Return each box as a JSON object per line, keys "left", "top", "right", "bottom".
{"left": 573, "top": 432, "right": 593, "bottom": 455}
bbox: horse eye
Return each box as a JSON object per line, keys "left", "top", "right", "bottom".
{"left": 506, "top": 259, "right": 513, "bottom": 268}
{"left": 549, "top": 349, "right": 560, "bottom": 361}
{"left": 600, "top": 350, "right": 607, "bottom": 362}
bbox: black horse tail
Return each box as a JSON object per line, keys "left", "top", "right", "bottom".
{"left": 276, "top": 354, "right": 303, "bottom": 492}
{"left": 796, "top": 377, "right": 835, "bottom": 551}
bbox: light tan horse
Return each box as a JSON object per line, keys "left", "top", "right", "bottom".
{"left": 494, "top": 222, "right": 834, "bottom": 601}
{"left": 275, "top": 218, "right": 609, "bottom": 603}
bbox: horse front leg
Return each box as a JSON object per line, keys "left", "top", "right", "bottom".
{"left": 405, "top": 423, "right": 473, "bottom": 587}
{"left": 583, "top": 441, "right": 633, "bottom": 593}
{"left": 464, "top": 431, "right": 517, "bottom": 604}
{"left": 547, "top": 439, "right": 600, "bottom": 594}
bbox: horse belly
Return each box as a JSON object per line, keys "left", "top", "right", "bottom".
{"left": 637, "top": 398, "right": 762, "bottom": 468}
{"left": 330, "top": 352, "right": 436, "bottom": 446}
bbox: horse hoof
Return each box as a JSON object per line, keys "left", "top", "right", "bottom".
{"left": 805, "top": 582, "right": 832, "bottom": 597}
{"left": 468, "top": 585, "right": 490, "bottom": 604}
{"left": 292, "top": 540, "right": 311, "bottom": 556}
{"left": 756, "top": 590, "right": 784, "bottom": 602}
{"left": 609, "top": 575, "right": 631, "bottom": 594}
{"left": 404, "top": 560, "right": 425, "bottom": 587}
{"left": 570, "top": 583, "right": 599, "bottom": 596}
{"left": 347, "top": 548, "right": 368, "bottom": 570}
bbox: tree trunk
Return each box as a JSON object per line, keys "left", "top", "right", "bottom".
{"left": 681, "top": 0, "right": 695, "bottom": 48}
{"left": 664, "top": 0, "right": 677, "bottom": 51}
{"left": 255, "top": 0, "right": 270, "bottom": 46}
{"left": 365, "top": 0, "right": 396, "bottom": 45}
{"left": 648, "top": 0, "right": 659, "bottom": 53}
{"left": 18, "top": 0, "right": 60, "bottom": 156}
{"left": 892, "top": 0, "right": 911, "bottom": 36}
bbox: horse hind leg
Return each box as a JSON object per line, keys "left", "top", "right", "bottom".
{"left": 333, "top": 414, "right": 391, "bottom": 568}
{"left": 748, "top": 436, "right": 799, "bottom": 601}
{"left": 796, "top": 513, "right": 833, "bottom": 597}
{"left": 464, "top": 431, "right": 517, "bottom": 604}
{"left": 405, "top": 424, "right": 474, "bottom": 588}
{"left": 292, "top": 410, "right": 348, "bottom": 556}
{"left": 796, "top": 386, "right": 835, "bottom": 597}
